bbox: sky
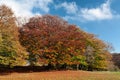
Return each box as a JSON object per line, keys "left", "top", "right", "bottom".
{"left": 0, "top": 0, "right": 120, "bottom": 53}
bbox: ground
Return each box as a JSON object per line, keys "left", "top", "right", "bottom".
{"left": 0, "top": 70, "right": 120, "bottom": 80}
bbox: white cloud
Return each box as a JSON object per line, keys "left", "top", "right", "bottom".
{"left": 0, "top": 0, "right": 53, "bottom": 17}
{"left": 80, "top": 0, "right": 112, "bottom": 21}
{"left": 0, "top": 0, "right": 116, "bottom": 22}
{"left": 62, "top": 0, "right": 114, "bottom": 21}
{"left": 56, "top": 2, "right": 78, "bottom": 14}
{"left": 34, "top": 0, "right": 53, "bottom": 13}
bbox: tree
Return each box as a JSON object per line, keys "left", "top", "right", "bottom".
{"left": 84, "top": 33, "right": 112, "bottom": 70}
{"left": 19, "top": 15, "right": 86, "bottom": 68}
{"left": 112, "top": 53, "right": 120, "bottom": 69}
{"left": 0, "top": 5, "right": 27, "bottom": 67}
{"left": 19, "top": 14, "right": 112, "bottom": 70}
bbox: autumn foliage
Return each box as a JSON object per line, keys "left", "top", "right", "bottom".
{"left": 19, "top": 15, "right": 112, "bottom": 70}
{"left": 0, "top": 5, "right": 113, "bottom": 71}
{"left": 0, "top": 5, "right": 27, "bottom": 67}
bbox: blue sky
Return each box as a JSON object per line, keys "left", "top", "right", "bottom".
{"left": 0, "top": 0, "right": 120, "bottom": 53}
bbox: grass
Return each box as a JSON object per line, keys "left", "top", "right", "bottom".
{"left": 0, "top": 70, "right": 120, "bottom": 80}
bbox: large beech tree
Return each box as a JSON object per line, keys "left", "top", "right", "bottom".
{"left": 19, "top": 15, "right": 112, "bottom": 70}
{"left": 0, "top": 5, "right": 27, "bottom": 67}
{"left": 19, "top": 15, "right": 86, "bottom": 67}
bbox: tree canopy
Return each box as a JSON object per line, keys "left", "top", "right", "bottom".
{"left": 0, "top": 5, "right": 27, "bottom": 67}
{"left": 19, "top": 15, "right": 112, "bottom": 70}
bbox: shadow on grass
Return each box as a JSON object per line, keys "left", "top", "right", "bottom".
{"left": 0, "top": 66, "right": 53, "bottom": 75}
{"left": 0, "top": 72, "right": 11, "bottom": 76}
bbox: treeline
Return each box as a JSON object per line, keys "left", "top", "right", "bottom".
{"left": 0, "top": 5, "right": 114, "bottom": 71}
{"left": 112, "top": 53, "right": 120, "bottom": 70}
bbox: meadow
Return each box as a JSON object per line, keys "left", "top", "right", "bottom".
{"left": 0, "top": 71, "right": 120, "bottom": 80}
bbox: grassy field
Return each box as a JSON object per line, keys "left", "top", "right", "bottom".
{"left": 0, "top": 70, "right": 120, "bottom": 80}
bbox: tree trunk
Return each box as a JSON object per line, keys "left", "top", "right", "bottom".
{"left": 77, "top": 64, "right": 79, "bottom": 70}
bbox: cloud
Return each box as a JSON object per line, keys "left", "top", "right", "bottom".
{"left": 56, "top": 2, "right": 78, "bottom": 14}
{"left": 34, "top": 0, "right": 53, "bottom": 13}
{"left": 80, "top": 0, "right": 112, "bottom": 21}
{"left": 0, "top": 0, "right": 117, "bottom": 22}
{"left": 61, "top": 0, "right": 114, "bottom": 21}
{"left": 0, "top": 0, "right": 53, "bottom": 17}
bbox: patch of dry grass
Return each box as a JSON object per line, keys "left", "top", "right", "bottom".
{"left": 0, "top": 71, "right": 120, "bottom": 80}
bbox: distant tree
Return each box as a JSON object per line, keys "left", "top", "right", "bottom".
{"left": 0, "top": 5, "right": 27, "bottom": 67}
{"left": 112, "top": 53, "right": 120, "bottom": 68}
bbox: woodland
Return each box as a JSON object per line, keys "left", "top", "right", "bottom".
{"left": 0, "top": 5, "right": 119, "bottom": 72}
